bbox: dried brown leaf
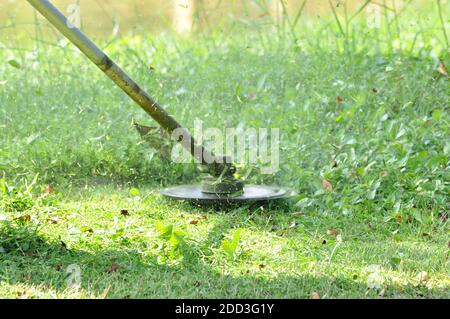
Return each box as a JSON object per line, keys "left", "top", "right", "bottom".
{"left": 322, "top": 179, "right": 333, "bottom": 192}
{"left": 311, "top": 291, "right": 321, "bottom": 299}
{"left": 248, "top": 92, "right": 257, "bottom": 101}
{"left": 16, "top": 291, "right": 29, "bottom": 299}
{"left": 326, "top": 229, "right": 339, "bottom": 236}
{"left": 47, "top": 216, "right": 59, "bottom": 224}
{"left": 438, "top": 60, "right": 448, "bottom": 77}
{"left": 16, "top": 215, "right": 31, "bottom": 223}
{"left": 44, "top": 184, "right": 54, "bottom": 194}
{"left": 109, "top": 263, "right": 120, "bottom": 273}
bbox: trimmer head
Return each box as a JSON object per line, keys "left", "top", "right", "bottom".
{"left": 161, "top": 184, "right": 292, "bottom": 205}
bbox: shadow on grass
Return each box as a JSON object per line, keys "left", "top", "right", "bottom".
{"left": 1, "top": 220, "right": 448, "bottom": 299}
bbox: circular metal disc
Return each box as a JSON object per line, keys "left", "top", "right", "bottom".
{"left": 161, "top": 184, "right": 292, "bottom": 204}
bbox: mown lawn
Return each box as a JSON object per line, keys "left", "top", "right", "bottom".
{"left": 0, "top": 1, "right": 449, "bottom": 298}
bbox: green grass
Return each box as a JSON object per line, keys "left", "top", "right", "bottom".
{"left": 0, "top": 1, "right": 449, "bottom": 298}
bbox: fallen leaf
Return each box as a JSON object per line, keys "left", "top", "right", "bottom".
{"left": 16, "top": 291, "right": 29, "bottom": 299}
{"left": 336, "top": 96, "right": 343, "bottom": 104}
{"left": 311, "top": 291, "right": 321, "bottom": 299}
{"left": 438, "top": 60, "right": 448, "bottom": 77}
{"left": 201, "top": 215, "right": 208, "bottom": 220}
{"left": 416, "top": 271, "right": 429, "bottom": 283}
{"left": 248, "top": 92, "right": 257, "bottom": 101}
{"left": 47, "top": 216, "right": 59, "bottom": 224}
{"left": 23, "top": 274, "right": 32, "bottom": 281}
{"left": 326, "top": 229, "right": 339, "bottom": 236}
{"left": 109, "top": 263, "right": 120, "bottom": 273}
{"left": 44, "top": 282, "right": 51, "bottom": 290}
{"left": 322, "top": 179, "right": 333, "bottom": 192}
{"left": 44, "top": 184, "right": 54, "bottom": 194}
{"left": 257, "top": 12, "right": 270, "bottom": 19}
{"left": 189, "top": 219, "right": 199, "bottom": 225}
{"left": 16, "top": 215, "right": 31, "bottom": 223}
{"left": 120, "top": 209, "right": 129, "bottom": 216}
{"left": 26, "top": 249, "right": 34, "bottom": 257}
{"left": 8, "top": 60, "right": 21, "bottom": 69}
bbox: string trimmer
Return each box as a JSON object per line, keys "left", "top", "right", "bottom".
{"left": 26, "top": 0, "right": 292, "bottom": 205}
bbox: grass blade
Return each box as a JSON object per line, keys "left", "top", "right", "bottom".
{"left": 437, "top": 0, "right": 449, "bottom": 49}
{"left": 349, "top": 0, "right": 371, "bottom": 23}
{"left": 329, "top": 0, "right": 346, "bottom": 37}
{"left": 292, "top": 0, "right": 307, "bottom": 30}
